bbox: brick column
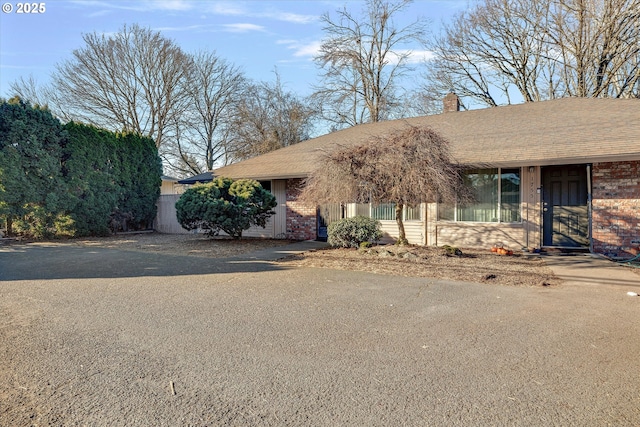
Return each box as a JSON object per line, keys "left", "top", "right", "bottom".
{"left": 285, "top": 178, "right": 317, "bottom": 240}
{"left": 591, "top": 161, "right": 640, "bottom": 258}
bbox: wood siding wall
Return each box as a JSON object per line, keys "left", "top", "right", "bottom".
{"left": 272, "top": 180, "right": 287, "bottom": 238}
{"left": 377, "top": 220, "right": 426, "bottom": 245}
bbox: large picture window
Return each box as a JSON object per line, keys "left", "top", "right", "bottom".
{"left": 439, "top": 168, "right": 521, "bottom": 222}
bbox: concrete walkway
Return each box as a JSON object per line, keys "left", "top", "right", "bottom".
{"left": 543, "top": 253, "right": 640, "bottom": 292}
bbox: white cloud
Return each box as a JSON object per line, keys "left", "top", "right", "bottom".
{"left": 268, "top": 11, "right": 317, "bottom": 25}
{"left": 67, "top": 0, "right": 137, "bottom": 11}
{"left": 390, "top": 49, "right": 435, "bottom": 64}
{"left": 143, "top": 0, "right": 193, "bottom": 11}
{"left": 205, "top": 1, "right": 317, "bottom": 24}
{"left": 155, "top": 24, "right": 208, "bottom": 32}
{"left": 278, "top": 40, "right": 322, "bottom": 58}
{"left": 207, "top": 1, "right": 247, "bottom": 16}
{"left": 87, "top": 9, "right": 112, "bottom": 18}
{"left": 222, "top": 23, "right": 266, "bottom": 33}
{"left": 68, "top": 0, "right": 193, "bottom": 12}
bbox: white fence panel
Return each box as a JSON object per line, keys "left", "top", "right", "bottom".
{"left": 155, "top": 194, "right": 190, "bottom": 234}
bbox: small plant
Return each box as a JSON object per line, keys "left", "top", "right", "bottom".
{"left": 442, "top": 245, "right": 463, "bottom": 256}
{"left": 359, "top": 241, "right": 373, "bottom": 249}
{"left": 328, "top": 216, "right": 382, "bottom": 248}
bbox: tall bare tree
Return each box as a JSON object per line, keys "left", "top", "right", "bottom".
{"left": 52, "top": 24, "right": 191, "bottom": 154}
{"left": 312, "top": 0, "right": 428, "bottom": 128}
{"left": 300, "top": 126, "right": 467, "bottom": 245}
{"left": 9, "top": 76, "right": 49, "bottom": 109}
{"left": 546, "top": 0, "right": 640, "bottom": 98}
{"left": 166, "top": 51, "right": 246, "bottom": 176}
{"left": 9, "top": 75, "right": 77, "bottom": 121}
{"left": 229, "top": 72, "right": 316, "bottom": 161}
{"left": 426, "top": 0, "right": 640, "bottom": 108}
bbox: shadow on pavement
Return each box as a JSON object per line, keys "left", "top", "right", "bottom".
{"left": 0, "top": 244, "right": 291, "bottom": 281}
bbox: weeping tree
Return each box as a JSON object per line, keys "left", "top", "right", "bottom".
{"left": 300, "top": 125, "right": 469, "bottom": 245}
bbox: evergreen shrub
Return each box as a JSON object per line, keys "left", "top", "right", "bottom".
{"left": 328, "top": 216, "right": 382, "bottom": 248}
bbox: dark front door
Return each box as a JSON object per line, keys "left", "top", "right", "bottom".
{"left": 542, "top": 165, "right": 589, "bottom": 247}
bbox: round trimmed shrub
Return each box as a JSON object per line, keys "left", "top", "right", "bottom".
{"left": 328, "top": 216, "right": 382, "bottom": 248}
{"left": 175, "top": 177, "right": 276, "bottom": 239}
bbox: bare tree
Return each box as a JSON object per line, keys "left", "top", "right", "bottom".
{"left": 545, "top": 0, "right": 640, "bottom": 98}
{"left": 52, "top": 24, "right": 191, "bottom": 154}
{"left": 9, "top": 75, "right": 78, "bottom": 121}
{"left": 426, "top": 0, "right": 640, "bottom": 108}
{"left": 229, "top": 71, "right": 316, "bottom": 161}
{"left": 312, "top": 0, "right": 428, "bottom": 128}
{"left": 9, "top": 76, "right": 49, "bottom": 108}
{"left": 300, "top": 125, "right": 467, "bottom": 245}
{"left": 165, "top": 51, "right": 246, "bottom": 176}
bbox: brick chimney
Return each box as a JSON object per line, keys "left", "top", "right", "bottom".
{"left": 443, "top": 92, "right": 460, "bottom": 113}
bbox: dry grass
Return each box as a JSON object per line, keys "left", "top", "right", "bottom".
{"left": 62, "top": 232, "right": 295, "bottom": 258}
{"left": 279, "top": 245, "right": 558, "bottom": 287}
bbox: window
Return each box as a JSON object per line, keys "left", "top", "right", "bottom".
{"left": 404, "top": 205, "right": 421, "bottom": 221}
{"left": 500, "top": 169, "right": 521, "bottom": 222}
{"left": 371, "top": 203, "right": 396, "bottom": 220}
{"left": 439, "top": 168, "right": 521, "bottom": 222}
{"left": 364, "top": 203, "right": 422, "bottom": 221}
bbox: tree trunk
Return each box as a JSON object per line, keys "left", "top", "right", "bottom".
{"left": 5, "top": 216, "right": 12, "bottom": 237}
{"left": 395, "top": 203, "right": 408, "bottom": 246}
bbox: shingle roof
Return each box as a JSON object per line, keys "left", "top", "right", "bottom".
{"left": 177, "top": 171, "right": 215, "bottom": 184}
{"left": 214, "top": 98, "right": 640, "bottom": 180}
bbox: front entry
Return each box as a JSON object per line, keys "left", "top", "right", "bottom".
{"left": 542, "top": 165, "right": 589, "bottom": 247}
{"left": 317, "top": 204, "right": 344, "bottom": 241}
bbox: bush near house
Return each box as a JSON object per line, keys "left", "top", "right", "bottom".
{"left": 175, "top": 177, "right": 276, "bottom": 239}
{"left": 328, "top": 216, "right": 382, "bottom": 248}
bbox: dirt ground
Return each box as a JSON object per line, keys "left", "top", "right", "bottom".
{"left": 67, "top": 232, "right": 294, "bottom": 258}
{"left": 42, "top": 232, "right": 560, "bottom": 287}
{"left": 280, "top": 245, "right": 557, "bottom": 287}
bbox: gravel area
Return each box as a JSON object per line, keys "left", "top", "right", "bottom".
{"left": 1, "top": 234, "right": 639, "bottom": 426}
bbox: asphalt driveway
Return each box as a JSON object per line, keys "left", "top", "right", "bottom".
{"left": 1, "top": 243, "right": 639, "bottom": 426}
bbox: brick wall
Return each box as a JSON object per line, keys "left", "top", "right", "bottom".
{"left": 285, "top": 178, "right": 317, "bottom": 240}
{"left": 592, "top": 161, "right": 640, "bottom": 258}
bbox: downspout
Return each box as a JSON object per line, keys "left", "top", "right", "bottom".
{"left": 587, "top": 164, "right": 593, "bottom": 253}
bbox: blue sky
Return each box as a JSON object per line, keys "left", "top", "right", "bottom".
{"left": 0, "top": 0, "right": 471, "bottom": 99}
